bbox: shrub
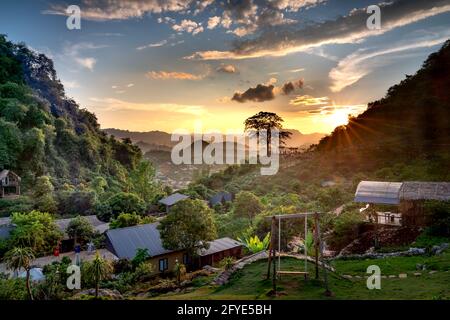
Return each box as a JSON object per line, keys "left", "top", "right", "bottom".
{"left": 132, "top": 248, "right": 150, "bottom": 268}
{"left": 327, "top": 210, "right": 364, "bottom": 250}
{"left": 238, "top": 233, "right": 270, "bottom": 254}
{"left": 109, "top": 213, "right": 155, "bottom": 229}
{"left": 219, "top": 256, "right": 235, "bottom": 270}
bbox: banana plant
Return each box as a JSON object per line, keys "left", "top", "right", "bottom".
{"left": 238, "top": 233, "right": 271, "bottom": 254}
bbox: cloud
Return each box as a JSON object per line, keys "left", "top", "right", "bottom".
{"left": 136, "top": 40, "right": 168, "bottom": 50}
{"left": 207, "top": 16, "right": 221, "bottom": 29}
{"left": 232, "top": 84, "right": 275, "bottom": 103}
{"left": 158, "top": 17, "right": 176, "bottom": 24}
{"left": 172, "top": 19, "right": 204, "bottom": 35}
{"left": 216, "top": 64, "right": 238, "bottom": 73}
{"left": 186, "top": 0, "right": 450, "bottom": 60}
{"left": 75, "top": 57, "right": 96, "bottom": 71}
{"left": 289, "top": 95, "right": 330, "bottom": 107}
{"left": 232, "top": 77, "right": 303, "bottom": 102}
{"left": 329, "top": 36, "right": 449, "bottom": 92}
{"left": 61, "top": 42, "right": 106, "bottom": 71}
{"left": 127, "top": 83, "right": 135, "bottom": 88}
{"left": 62, "top": 80, "right": 80, "bottom": 89}
{"left": 146, "top": 70, "right": 205, "bottom": 80}
{"left": 88, "top": 97, "right": 207, "bottom": 116}
{"left": 281, "top": 79, "right": 304, "bottom": 95}
{"left": 270, "top": 0, "right": 326, "bottom": 12}
{"left": 44, "top": 0, "right": 195, "bottom": 21}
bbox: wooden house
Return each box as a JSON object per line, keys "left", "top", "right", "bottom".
{"left": 0, "top": 170, "right": 21, "bottom": 198}
{"left": 105, "top": 223, "right": 243, "bottom": 275}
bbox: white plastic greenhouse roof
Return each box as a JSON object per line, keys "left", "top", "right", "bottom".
{"left": 354, "top": 181, "right": 403, "bottom": 205}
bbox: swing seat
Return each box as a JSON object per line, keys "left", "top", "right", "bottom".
{"left": 276, "top": 271, "right": 309, "bottom": 275}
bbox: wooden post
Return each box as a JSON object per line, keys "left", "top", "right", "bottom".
{"left": 272, "top": 249, "right": 277, "bottom": 292}
{"left": 316, "top": 218, "right": 332, "bottom": 296}
{"left": 266, "top": 216, "right": 276, "bottom": 279}
{"left": 314, "top": 212, "right": 319, "bottom": 280}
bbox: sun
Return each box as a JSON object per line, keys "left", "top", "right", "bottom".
{"left": 326, "top": 109, "right": 350, "bottom": 128}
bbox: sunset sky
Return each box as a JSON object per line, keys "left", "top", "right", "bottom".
{"left": 1, "top": 0, "right": 449, "bottom": 134}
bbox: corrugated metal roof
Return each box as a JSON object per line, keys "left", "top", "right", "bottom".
{"left": 0, "top": 225, "right": 14, "bottom": 240}
{"left": 198, "top": 237, "right": 242, "bottom": 256}
{"left": 0, "top": 215, "right": 109, "bottom": 240}
{"left": 355, "top": 181, "right": 403, "bottom": 205}
{"left": 0, "top": 217, "right": 11, "bottom": 226}
{"left": 401, "top": 182, "right": 450, "bottom": 201}
{"left": 159, "top": 193, "right": 189, "bottom": 206}
{"left": 56, "top": 215, "right": 109, "bottom": 235}
{"left": 209, "top": 192, "right": 233, "bottom": 206}
{"left": 106, "top": 223, "right": 173, "bottom": 259}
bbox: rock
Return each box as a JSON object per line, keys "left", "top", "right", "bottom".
{"left": 389, "top": 275, "right": 396, "bottom": 278}
{"left": 75, "top": 288, "right": 123, "bottom": 300}
{"left": 399, "top": 273, "right": 407, "bottom": 278}
{"left": 429, "top": 270, "right": 437, "bottom": 274}
{"left": 381, "top": 275, "right": 387, "bottom": 279}
{"left": 413, "top": 272, "right": 422, "bottom": 277}
{"left": 342, "top": 275, "right": 352, "bottom": 279}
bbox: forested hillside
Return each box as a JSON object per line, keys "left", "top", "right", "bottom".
{"left": 0, "top": 35, "right": 143, "bottom": 186}
{"left": 0, "top": 35, "right": 162, "bottom": 217}
{"left": 315, "top": 40, "right": 450, "bottom": 177}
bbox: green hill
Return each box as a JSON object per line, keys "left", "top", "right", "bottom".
{"left": 0, "top": 35, "right": 142, "bottom": 190}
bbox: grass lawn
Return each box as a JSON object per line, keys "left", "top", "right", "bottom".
{"left": 150, "top": 250, "right": 450, "bottom": 300}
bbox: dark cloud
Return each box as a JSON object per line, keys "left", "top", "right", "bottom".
{"left": 281, "top": 79, "right": 304, "bottom": 95}
{"left": 232, "top": 84, "right": 275, "bottom": 103}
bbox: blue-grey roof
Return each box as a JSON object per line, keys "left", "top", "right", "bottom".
{"left": 199, "top": 237, "right": 242, "bottom": 256}
{"left": 106, "top": 223, "right": 174, "bottom": 259}
{"left": 210, "top": 192, "right": 233, "bottom": 206}
{"left": 159, "top": 193, "right": 189, "bottom": 206}
{"left": 355, "top": 181, "right": 402, "bottom": 205}
{"left": 0, "top": 225, "right": 14, "bottom": 240}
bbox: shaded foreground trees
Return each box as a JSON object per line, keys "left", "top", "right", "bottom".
{"left": 4, "top": 247, "right": 35, "bottom": 300}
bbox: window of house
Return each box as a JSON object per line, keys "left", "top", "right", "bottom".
{"left": 183, "top": 253, "right": 189, "bottom": 265}
{"left": 159, "top": 258, "right": 168, "bottom": 272}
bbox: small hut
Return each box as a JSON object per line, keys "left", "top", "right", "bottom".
{"left": 0, "top": 170, "right": 21, "bottom": 198}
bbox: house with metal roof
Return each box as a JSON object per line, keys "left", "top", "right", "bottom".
{"left": 105, "top": 223, "right": 243, "bottom": 274}
{"left": 354, "top": 181, "right": 450, "bottom": 227}
{"left": 197, "top": 237, "right": 243, "bottom": 268}
{"left": 158, "top": 193, "right": 189, "bottom": 213}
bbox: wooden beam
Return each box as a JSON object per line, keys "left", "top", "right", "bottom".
{"left": 277, "top": 271, "right": 309, "bottom": 275}
{"left": 265, "top": 212, "right": 319, "bottom": 220}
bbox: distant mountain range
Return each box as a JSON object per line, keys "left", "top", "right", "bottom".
{"left": 103, "top": 128, "right": 325, "bottom": 152}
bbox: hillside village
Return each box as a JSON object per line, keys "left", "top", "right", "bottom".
{"left": 0, "top": 35, "right": 449, "bottom": 300}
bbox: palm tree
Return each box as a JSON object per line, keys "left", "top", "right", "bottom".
{"left": 83, "top": 252, "right": 113, "bottom": 298}
{"left": 244, "top": 111, "right": 292, "bottom": 153}
{"left": 4, "top": 247, "right": 35, "bottom": 300}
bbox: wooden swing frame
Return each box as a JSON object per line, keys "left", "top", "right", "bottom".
{"left": 265, "top": 212, "right": 332, "bottom": 296}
